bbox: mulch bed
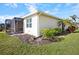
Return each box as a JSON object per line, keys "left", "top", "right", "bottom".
{"left": 15, "top": 34, "right": 63, "bottom": 45}
{"left": 15, "top": 34, "right": 35, "bottom": 43}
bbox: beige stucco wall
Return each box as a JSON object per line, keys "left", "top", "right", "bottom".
{"left": 23, "top": 13, "right": 58, "bottom": 37}
{"left": 39, "top": 15, "right": 58, "bottom": 35}
{"left": 23, "top": 14, "right": 39, "bottom": 37}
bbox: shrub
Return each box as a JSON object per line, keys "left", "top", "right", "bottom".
{"left": 41, "top": 28, "right": 61, "bottom": 38}
{"left": 41, "top": 28, "right": 53, "bottom": 38}
{"left": 54, "top": 28, "right": 62, "bottom": 35}
{"left": 75, "top": 29, "right": 79, "bottom": 33}
{"left": 0, "top": 24, "right": 5, "bottom": 31}
{"left": 0, "top": 28, "right": 3, "bottom": 31}
{"left": 66, "top": 25, "right": 76, "bottom": 33}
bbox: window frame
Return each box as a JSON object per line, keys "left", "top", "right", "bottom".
{"left": 26, "top": 18, "right": 32, "bottom": 28}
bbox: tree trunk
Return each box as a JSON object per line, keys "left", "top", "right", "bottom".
{"left": 62, "top": 22, "right": 65, "bottom": 33}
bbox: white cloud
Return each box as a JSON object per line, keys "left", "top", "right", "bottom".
{"left": 65, "top": 3, "right": 72, "bottom": 6}
{"left": 69, "top": 4, "right": 79, "bottom": 16}
{"left": 51, "top": 8, "right": 59, "bottom": 15}
{"left": 72, "top": 4, "right": 79, "bottom": 11}
{"left": 0, "top": 16, "right": 13, "bottom": 23}
{"left": 0, "top": 14, "right": 23, "bottom": 23}
{"left": 70, "top": 4, "right": 79, "bottom": 22}
{"left": 4, "top": 3, "right": 18, "bottom": 8}
{"left": 48, "top": 4, "right": 62, "bottom": 15}
{"left": 44, "top": 4, "right": 61, "bottom": 15}
{"left": 45, "top": 10, "right": 51, "bottom": 14}
{"left": 53, "top": 8, "right": 59, "bottom": 12}
{"left": 24, "top": 3, "right": 37, "bottom": 13}
{"left": 24, "top": 3, "right": 61, "bottom": 15}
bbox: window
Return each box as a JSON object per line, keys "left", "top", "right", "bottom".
{"left": 26, "top": 18, "right": 32, "bottom": 28}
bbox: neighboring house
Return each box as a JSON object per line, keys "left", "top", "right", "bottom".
{"left": 5, "top": 17, "right": 23, "bottom": 34}
{"left": 22, "top": 11, "right": 60, "bottom": 37}
{"left": 5, "top": 11, "right": 61, "bottom": 37}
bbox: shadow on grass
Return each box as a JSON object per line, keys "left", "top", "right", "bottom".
{"left": 56, "top": 32, "right": 70, "bottom": 36}
{"left": 73, "top": 31, "right": 79, "bottom": 33}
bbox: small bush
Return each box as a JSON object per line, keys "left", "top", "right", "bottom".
{"left": 74, "top": 29, "right": 79, "bottom": 33}
{"left": 0, "top": 28, "right": 3, "bottom": 31}
{"left": 41, "top": 28, "right": 53, "bottom": 38}
{"left": 66, "top": 25, "right": 76, "bottom": 33}
{"left": 41, "top": 28, "right": 61, "bottom": 38}
{"left": 54, "top": 28, "right": 62, "bottom": 35}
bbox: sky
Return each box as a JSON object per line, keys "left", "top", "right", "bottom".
{"left": 0, "top": 3, "right": 79, "bottom": 23}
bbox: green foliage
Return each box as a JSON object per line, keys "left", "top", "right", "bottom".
{"left": 41, "top": 28, "right": 54, "bottom": 38}
{"left": 0, "top": 23, "right": 5, "bottom": 31}
{"left": 54, "top": 28, "right": 62, "bottom": 34}
{"left": 41, "top": 28, "right": 61, "bottom": 38}
{"left": 74, "top": 29, "right": 79, "bottom": 33}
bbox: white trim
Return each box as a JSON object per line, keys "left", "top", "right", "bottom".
{"left": 21, "top": 10, "right": 61, "bottom": 20}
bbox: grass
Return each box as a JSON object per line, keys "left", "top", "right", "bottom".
{"left": 0, "top": 32, "right": 79, "bottom": 55}
{"left": 74, "top": 29, "right": 79, "bottom": 33}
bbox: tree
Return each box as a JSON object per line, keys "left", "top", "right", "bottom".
{"left": 70, "top": 15, "right": 79, "bottom": 21}
{"left": 70, "top": 15, "right": 79, "bottom": 29}
{"left": 58, "top": 19, "right": 65, "bottom": 32}
{"left": 58, "top": 19, "right": 73, "bottom": 33}
{"left": 5, "top": 19, "right": 11, "bottom": 32}
{"left": 70, "top": 15, "right": 77, "bottom": 21}
{"left": 0, "top": 23, "right": 5, "bottom": 31}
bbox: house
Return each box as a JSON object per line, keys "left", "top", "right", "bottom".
{"left": 5, "top": 17, "right": 23, "bottom": 34}
{"left": 10, "top": 17, "right": 23, "bottom": 34}
{"left": 5, "top": 10, "right": 61, "bottom": 37}
{"left": 22, "top": 11, "right": 60, "bottom": 37}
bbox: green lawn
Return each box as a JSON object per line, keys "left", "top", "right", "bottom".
{"left": 75, "top": 29, "right": 79, "bottom": 33}
{"left": 0, "top": 32, "right": 79, "bottom": 55}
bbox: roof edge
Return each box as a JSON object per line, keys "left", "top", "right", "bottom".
{"left": 21, "top": 10, "right": 62, "bottom": 20}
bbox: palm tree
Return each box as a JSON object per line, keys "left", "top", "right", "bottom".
{"left": 70, "top": 15, "right": 79, "bottom": 29}
{"left": 58, "top": 19, "right": 72, "bottom": 33}
{"left": 70, "top": 15, "right": 77, "bottom": 21}
{"left": 58, "top": 19, "right": 65, "bottom": 32}
{"left": 70, "top": 15, "right": 79, "bottom": 24}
